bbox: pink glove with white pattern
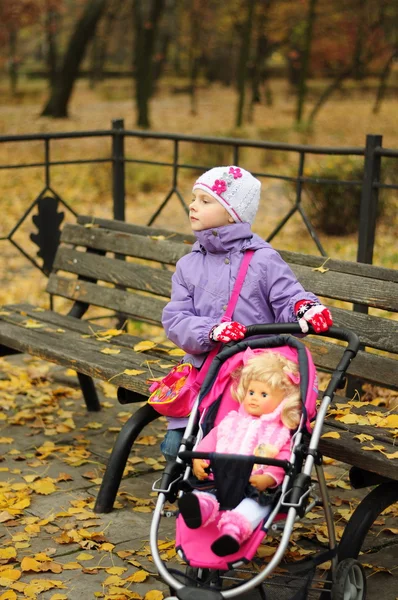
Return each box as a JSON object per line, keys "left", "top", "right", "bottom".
{"left": 295, "top": 300, "right": 333, "bottom": 334}
{"left": 209, "top": 321, "right": 247, "bottom": 342}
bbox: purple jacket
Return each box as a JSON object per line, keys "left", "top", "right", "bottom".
{"left": 162, "top": 223, "right": 319, "bottom": 369}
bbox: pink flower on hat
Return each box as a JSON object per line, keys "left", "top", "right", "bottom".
{"left": 212, "top": 179, "right": 227, "bottom": 195}
{"left": 229, "top": 166, "right": 242, "bottom": 179}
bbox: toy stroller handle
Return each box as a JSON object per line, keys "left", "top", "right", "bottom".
{"left": 244, "top": 324, "right": 361, "bottom": 355}
{"left": 178, "top": 450, "right": 292, "bottom": 472}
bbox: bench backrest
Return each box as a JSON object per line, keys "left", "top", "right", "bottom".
{"left": 48, "top": 216, "right": 398, "bottom": 391}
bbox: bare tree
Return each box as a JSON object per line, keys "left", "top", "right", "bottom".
{"left": 133, "top": 0, "right": 165, "bottom": 128}
{"left": 235, "top": 0, "right": 256, "bottom": 127}
{"left": 41, "top": 0, "right": 107, "bottom": 117}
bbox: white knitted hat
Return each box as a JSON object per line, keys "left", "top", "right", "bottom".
{"left": 192, "top": 166, "right": 261, "bottom": 225}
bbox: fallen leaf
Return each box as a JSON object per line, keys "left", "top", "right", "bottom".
{"left": 125, "top": 569, "right": 149, "bottom": 583}
{"left": 133, "top": 341, "right": 157, "bottom": 352}
{"left": 321, "top": 431, "right": 340, "bottom": 439}
{"left": 144, "top": 592, "right": 164, "bottom": 600}
{"left": 100, "top": 348, "right": 121, "bottom": 355}
{"left": 353, "top": 433, "right": 374, "bottom": 443}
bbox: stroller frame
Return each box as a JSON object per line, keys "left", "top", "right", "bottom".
{"left": 150, "top": 324, "right": 360, "bottom": 599}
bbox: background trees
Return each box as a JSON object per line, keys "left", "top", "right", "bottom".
{"left": 0, "top": 0, "right": 396, "bottom": 127}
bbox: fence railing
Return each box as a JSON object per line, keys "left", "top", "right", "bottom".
{"left": 0, "top": 118, "right": 397, "bottom": 278}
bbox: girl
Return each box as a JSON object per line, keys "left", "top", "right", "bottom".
{"left": 161, "top": 165, "right": 332, "bottom": 461}
{"left": 178, "top": 348, "right": 302, "bottom": 557}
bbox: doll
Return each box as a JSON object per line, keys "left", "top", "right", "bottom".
{"left": 177, "top": 349, "right": 302, "bottom": 557}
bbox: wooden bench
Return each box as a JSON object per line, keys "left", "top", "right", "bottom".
{"left": 0, "top": 216, "right": 397, "bottom": 534}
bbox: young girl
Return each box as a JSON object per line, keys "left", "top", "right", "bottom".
{"left": 161, "top": 165, "right": 332, "bottom": 461}
{"left": 177, "top": 349, "right": 302, "bottom": 557}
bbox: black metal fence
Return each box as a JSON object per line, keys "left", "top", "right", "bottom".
{"left": 0, "top": 118, "right": 397, "bottom": 278}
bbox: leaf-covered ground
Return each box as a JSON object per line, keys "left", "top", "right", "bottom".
{"left": 0, "top": 354, "right": 397, "bottom": 600}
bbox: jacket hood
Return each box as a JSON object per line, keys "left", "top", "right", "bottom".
{"left": 192, "top": 223, "right": 271, "bottom": 254}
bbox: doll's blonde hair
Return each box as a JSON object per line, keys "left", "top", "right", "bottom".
{"left": 232, "top": 351, "right": 302, "bottom": 429}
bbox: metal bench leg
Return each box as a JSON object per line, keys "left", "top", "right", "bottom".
{"left": 77, "top": 372, "right": 101, "bottom": 412}
{"left": 320, "top": 481, "right": 398, "bottom": 599}
{"left": 94, "top": 403, "right": 160, "bottom": 513}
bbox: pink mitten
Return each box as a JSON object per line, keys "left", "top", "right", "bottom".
{"left": 210, "top": 321, "right": 247, "bottom": 342}
{"left": 294, "top": 300, "right": 333, "bottom": 334}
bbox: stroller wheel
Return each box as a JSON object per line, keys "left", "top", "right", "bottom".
{"left": 331, "top": 559, "right": 366, "bottom": 600}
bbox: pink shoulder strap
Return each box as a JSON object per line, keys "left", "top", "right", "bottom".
{"left": 197, "top": 250, "right": 254, "bottom": 383}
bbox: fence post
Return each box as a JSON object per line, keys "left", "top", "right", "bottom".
{"left": 346, "top": 134, "right": 382, "bottom": 398}
{"left": 112, "top": 118, "right": 126, "bottom": 221}
{"left": 356, "top": 134, "right": 382, "bottom": 268}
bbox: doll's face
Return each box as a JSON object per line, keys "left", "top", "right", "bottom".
{"left": 189, "top": 190, "right": 234, "bottom": 231}
{"left": 242, "top": 380, "right": 285, "bottom": 417}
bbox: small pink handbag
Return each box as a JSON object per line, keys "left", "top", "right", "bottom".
{"left": 147, "top": 251, "right": 254, "bottom": 418}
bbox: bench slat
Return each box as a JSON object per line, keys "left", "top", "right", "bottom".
{"left": 304, "top": 338, "right": 398, "bottom": 390}
{"left": 46, "top": 275, "right": 166, "bottom": 324}
{"left": 330, "top": 307, "right": 398, "bottom": 353}
{"left": 0, "top": 320, "right": 166, "bottom": 395}
{"left": 59, "top": 227, "right": 398, "bottom": 312}
{"left": 4, "top": 304, "right": 397, "bottom": 388}
{"left": 77, "top": 215, "right": 196, "bottom": 245}
{"left": 76, "top": 216, "right": 398, "bottom": 283}
{"left": 319, "top": 424, "right": 397, "bottom": 481}
{"left": 53, "top": 247, "right": 172, "bottom": 297}
{"left": 290, "top": 264, "right": 398, "bottom": 312}
{"left": 64, "top": 223, "right": 192, "bottom": 264}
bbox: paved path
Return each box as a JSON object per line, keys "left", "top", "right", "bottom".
{"left": 0, "top": 355, "right": 396, "bottom": 599}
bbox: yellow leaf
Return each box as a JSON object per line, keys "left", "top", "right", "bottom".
{"left": 86, "top": 422, "right": 102, "bottom": 429}
{"left": 65, "top": 369, "right": 77, "bottom": 376}
{"left": 22, "top": 579, "right": 66, "bottom": 595}
{"left": 385, "top": 450, "right": 398, "bottom": 459}
{"left": 144, "top": 592, "right": 164, "bottom": 600}
{"left": 76, "top": 553, "right": 93, "bottom": 561}
{"left": 362, "top": 445, "right": 386, "bottom": 453}
{"left": 100, "top": 347, "right": 121, "bottom": 355}
{"left": 133, "top": 341, "right": 157, "bottom": 352}
{"left": 335, "top": 414, "right": 368, "bottom": 426}
{"left": 321, "top": 431, "right": 340, "bottom": 439}
{"left": 23, "top": 319, "right": 44, "bottom": 329}
{"left": 105, "top": 567, "right": 127, "bottom": 576}
{"left": 0, "top": 569, "right": 21, "bottom": 585}
{"left": 30, "top": 478, "right": 57, "bottom": 495}
{"left": 167, "top": 348, "right": 185, "bottom": 356}
{"left": 133, "top": 506, "right": 152, "bottom": 513}
{"left": 0, "top": 548, "right": 17, "bottom": 560}
{"left": 353, "top": 433, "right": 374, "bottom": 443}
{"left": 103, "top": 575, "right": 125, "bottom": 587}
{"left": 125, "top": 569, "right": 149, "bottom": 583}
{"left": 99, "top": 543, "right": 115, "bottom": 552}
{"left": 0, "top": 437, "right": 13, "bottom": 444}
{"left": 97, "top": 329, "right": 124, "bottom": 338}
{"left": 376, "top": 414, "right": 398, "bottom": 429}
{"left": 20, "top": 557, "right": 41, "bottom": 572}
{"left": 123, "top": 369, "right": 145, "bottom": 376}
{"left": 62, "top": 562, "right": 81, "bottom": 570}
{"left": 0, "top": 591, "right": 17, "bottom": 599}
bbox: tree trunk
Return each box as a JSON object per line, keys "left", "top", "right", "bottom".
{"left": 295, "top": 0, "right": 317, "bottom": 124}
{"left": 41, "top": 0, "right": 107, "bottom": 118}
{"left": 8, "top": 29, "right": 18, "bottom": 95}
{"left": 133, "top": 0, "right": 165, "bottom": 128}
{"left": 45, "top": 4, "right": 58, "bottom": 89}
{"left": 372, "top": 51, "right": 396, "bottom": 114}
{"left": 235, "top": 0, "right": 256, "bottom": 128}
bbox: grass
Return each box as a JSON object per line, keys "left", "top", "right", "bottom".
{"left": 0, "top": 76, "right": 396, "bottom": 308}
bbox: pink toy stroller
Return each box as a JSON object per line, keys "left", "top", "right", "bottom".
{"left": 150, "top": 324, "right": 362, "bottom": 600}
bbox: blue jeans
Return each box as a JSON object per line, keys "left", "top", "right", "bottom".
{"left": 160, "top": 428, "right": 185, "bottom": 463}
